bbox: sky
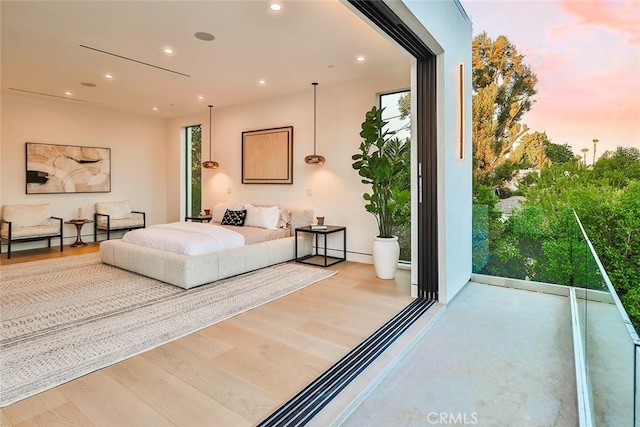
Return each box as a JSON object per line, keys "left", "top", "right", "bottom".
{"left": 461, "top": 0, "right": 640, "bottom": 161}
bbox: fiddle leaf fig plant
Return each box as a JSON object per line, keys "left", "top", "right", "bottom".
{"left": 352, "top": 106, "right": 410, "bottom": 238}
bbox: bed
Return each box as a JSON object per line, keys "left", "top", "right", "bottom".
{"left": 100, "top": 204, "right": 314, "bottom": 289}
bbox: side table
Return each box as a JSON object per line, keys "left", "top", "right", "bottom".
{"left": 65, "top": 219, "right": 93, "bottom": 247}
{"left": 185, "top": 215, "right": 212, "bottom": 223}
{"left": 295, "top": 225, "right": 346, "bottom": 267}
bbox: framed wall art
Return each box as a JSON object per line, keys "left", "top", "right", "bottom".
{"left": 25, "top": 142, "right": 111, "bottom": 194}
{"left": 242, "top": 126, "right": 293, "bottom": 184}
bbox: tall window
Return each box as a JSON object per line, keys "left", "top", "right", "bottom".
{"left": 380, "top": 90, "right": 411, "bottom": 262}
{"left": 185, "top": 125, "right": 202, "bottom": 217}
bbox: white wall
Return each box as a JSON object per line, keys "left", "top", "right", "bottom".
{"left": 390, "top": 1, "right": 474, "bottom": 302}
{"left": 166, "top": 71, "right": 410, "bottom": 262}
{"left": 1, "top": 93, "right": 168, "bottom": 246}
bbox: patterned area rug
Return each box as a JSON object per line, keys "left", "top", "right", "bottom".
{"left": 0, "top": 253, "right": 336, "bottom": 407}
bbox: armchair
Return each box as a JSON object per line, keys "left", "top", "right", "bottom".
{"left": 94, "top": 200, "right": 146, "bottom": 241}
{"left": 0, "top": 203, "right": 63, "bottom": 259}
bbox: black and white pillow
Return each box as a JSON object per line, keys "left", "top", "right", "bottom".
{"left": 221, "top": 209, "right": 247, "bottom": 226}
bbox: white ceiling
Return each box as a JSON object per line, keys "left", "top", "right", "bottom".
{"left": 1, "top": 0, "right": 411, "bottom": 119}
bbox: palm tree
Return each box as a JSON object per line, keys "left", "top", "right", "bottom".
{"left": 581, "top": 148, "right": 589, "bottom": 166}
{"left": 592, "top": 139, "right": 598, "bottom": 166}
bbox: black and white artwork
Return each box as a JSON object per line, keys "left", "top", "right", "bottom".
{"left": 26, "top": 142, "right": 111, "bottom": 194}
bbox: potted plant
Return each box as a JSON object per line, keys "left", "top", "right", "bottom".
{"left": 352, "top": 106, "right": 410, "bottom": 279}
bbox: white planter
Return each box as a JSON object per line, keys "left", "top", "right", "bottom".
{"left": 372, "top": 236, "right": 400, "bottom": 279}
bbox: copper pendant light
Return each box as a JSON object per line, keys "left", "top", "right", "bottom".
{"left": 304, "top": 82, "right": 326, "bottom": 165}
{"left": 202, "top": 104, "right": 219, "bottom": 169}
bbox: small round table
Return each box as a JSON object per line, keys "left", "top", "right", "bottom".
{"left": 65, "top": 219, "right": 93, "bottom": 247}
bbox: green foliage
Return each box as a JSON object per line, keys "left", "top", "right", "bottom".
{"left": 352, "top": 106, "right": 410, "bottom": 238}
{"left": 545, "top": 142, "right": 575, "bottom": 165}
{"left": 476, "top": 149, "right": 640, "bottom": 330}
{"left": 592, "top": 146, "right": 640, "bottom": 188}
{"left": 472, "top": 32, "right": 538, "bottom": 177}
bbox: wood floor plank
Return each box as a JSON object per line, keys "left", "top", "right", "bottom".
{"left": 12, "top": 402, "right": 94, "bottom": 427}
{"left": 2, "top": 389, "right": 69, "bottom": 425}
{"left": 142, "top": 341, "right": 280, "bottom": 423}
{"left": 59, "top": 371, "right": 173, "bottom": 427}
{"left": 105, "top": 357, "right": 248, "bottom": 427}
{"left": 212, "top": 347, "right": 322, "bottom": 400}
{"left": 296, "top": 319, "right": 366, "bottom": 348}
{"left": 1, "top": 409, "right": 15, "bottom": 427}
{"left": 171, "top": 328, "right": 234, "bottom": 360}
{"left": 229, "top": 311, "right": 350, "bottom": 360}
{"left": 266, "top": 294, "right": 389, "bottom": 335}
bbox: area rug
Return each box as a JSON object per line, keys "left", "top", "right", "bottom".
{"left": 0, "top": 253, "right": 336, "bottom": 407}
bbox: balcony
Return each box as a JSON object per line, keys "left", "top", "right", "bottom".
{"left": 317, "top": 209, "right": 638, "bottom": 426}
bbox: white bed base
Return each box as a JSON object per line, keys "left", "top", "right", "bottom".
{"left": 100, "top": 207, "right": 314, "bottom": 289}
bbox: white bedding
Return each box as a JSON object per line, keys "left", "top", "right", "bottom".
{"left": 122, "top": 222, "right": 245, "bottom": 255}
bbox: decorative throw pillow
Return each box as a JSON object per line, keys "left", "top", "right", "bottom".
{"left": 221, "top": 209, "right": 247, "bottom": 226}
{"left": 212, "top": 202, "right": 246, "bottom": 223}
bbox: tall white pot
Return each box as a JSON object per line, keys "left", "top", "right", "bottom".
{"left": 372, "top": 236, "right": 400, "bottom": 279}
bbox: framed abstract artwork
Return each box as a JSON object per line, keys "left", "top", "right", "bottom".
{"left": 25, "top": 142, "right": 111, "bottom": 194}
{"left": 242, "top": 126, "right": 293, "bottom": 184}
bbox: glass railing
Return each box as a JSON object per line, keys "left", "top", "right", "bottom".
{"left": 573, "top": 211, "right": 639, "bottom": 426}
{"left": 472, "top": 203, "right": 639, "bottom": 425}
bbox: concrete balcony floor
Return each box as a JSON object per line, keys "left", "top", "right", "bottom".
{"left": 331, "top": 282, "right": 578, "bottom": 426}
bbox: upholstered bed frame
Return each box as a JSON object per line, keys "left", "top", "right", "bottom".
{"left": 99, "top": 207, "right": 314, "bottom": 289}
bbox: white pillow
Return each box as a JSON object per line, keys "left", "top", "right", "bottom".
{"left": 245, "top": 205, "right": 280, "bottom": 230}
{"left": 277, "top": 207, "right": 292, "bottom": 229}
{"left": 212, "top": 202, "right": 246, "bottom": 223}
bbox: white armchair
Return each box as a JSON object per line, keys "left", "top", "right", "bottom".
{"left": 0, "top": 203, "right": 63, "bottom": 259}
{"left": 94, "top": 200, "right": 145, "bottom": 241}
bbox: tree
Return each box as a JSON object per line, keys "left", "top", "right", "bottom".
{"left": 545, "top": 142, "right": 575, "bottom": 165}
{"left": 592, "top": 146, "right": 640, "bottom": 187}
{"left": 509, "top": 131, "right": 551, "bottom": 169}
{"left": 472, "top": 32, "right": 538, "bottom": 177}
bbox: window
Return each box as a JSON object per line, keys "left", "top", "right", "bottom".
{"left": 185, "top": 125, "right": 202, "bottom": 217}
{"left": 380, "top": 90, "right": 411, "bottom": 262}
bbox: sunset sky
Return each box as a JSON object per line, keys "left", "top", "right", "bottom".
{"left": 461, "top": 0, "right": 640, "bottom": 161}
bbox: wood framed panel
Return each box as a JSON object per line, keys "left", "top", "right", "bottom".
{"left": 242, "top": 126, "right": 293, "bottom": 184}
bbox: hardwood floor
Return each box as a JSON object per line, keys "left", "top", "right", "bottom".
{"left": 0, "top": 244, "right": 413, "bottom": 426}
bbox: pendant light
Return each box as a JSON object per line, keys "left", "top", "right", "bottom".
{"left": 202, "top": 104, "right": 219, "bottom": 169}
{"left": 304, "top": 82, "right": 326, "bottom": 165}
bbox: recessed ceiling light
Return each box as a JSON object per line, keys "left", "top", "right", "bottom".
{"left": 259, "top": 79, "right": 266, "bottom": 85}
{"left": 81, "top": 82, "right": 97, "bottom": 87}
{"left": 194, "top": 32, "right": 215, "bottom": 41}
{"left": 163, "top": 48, "right": 174, "bottom": 55}
{"left": 356, "top": 56, "right": 366, "bottom": 62}
{"left": 152, "top": 107, "right": 158, "bottom": 111}
{"left": 197, "top": 95, "right": 204, "bottom": 100}
{"left": 269, "top": 3, "right": 282, "bottom": 12}
{"left": 64, "top": 91, "right": 72, "bottom": 96}
{"left": 104, "top": 74, "right": 113, "bottom": 79}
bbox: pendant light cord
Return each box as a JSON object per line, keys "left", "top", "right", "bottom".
{"left": 208, "top": 105, "right": 213, "bottom": 161}
{"left": 313, "top": 82, "right": 318, "bottom": 155}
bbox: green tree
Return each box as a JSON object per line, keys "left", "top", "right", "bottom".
{"left": 510, "top": 131, "right": 551, "bottom": 169}
{"left": 592, "top": 146, "right": 640, "bottom": 188}
{"left": 472, "top": 32, "right": 538, "bottom": 178}
{"left": 545, "top": 142, "right": 575, "bottom": 165}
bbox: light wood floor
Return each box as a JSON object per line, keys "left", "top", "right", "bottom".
{"left": 0, "top": 244, "right": 413, "bottom": 426}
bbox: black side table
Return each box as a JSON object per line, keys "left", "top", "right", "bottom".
{"left": 295, "top": 225, "right": 346, "bottom": 267}
{"left": 185, "top": 215, "right": 212, "bottom": 223}
{"left": 65, "top": 219, "right": 93, "bottom": 247}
